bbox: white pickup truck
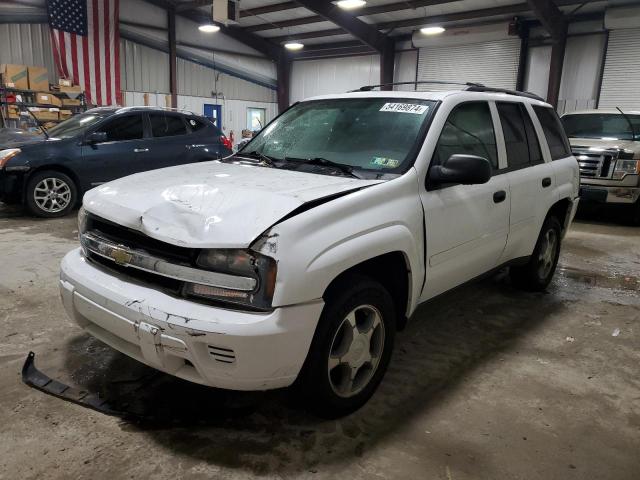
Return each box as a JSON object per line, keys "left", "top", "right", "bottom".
{"left": 60, "top": 86, "right": 580, "bottom": 417}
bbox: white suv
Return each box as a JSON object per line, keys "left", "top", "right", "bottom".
{"left": 60, "top": 86, "right": 580, "bottom": 417}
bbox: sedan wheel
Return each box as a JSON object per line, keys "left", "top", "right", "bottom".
{"left": 33, "top": 177, "right": 73, "bottom": 214}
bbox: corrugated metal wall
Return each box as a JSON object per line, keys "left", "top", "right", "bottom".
{"left": 290, "top": 55, "right": 381, "bottom": 103}
{"left": 120, "top": 38, "right": 170, "bottom": 93}
{"left": 0, "top": 23, "right": 57, "bottom": 82}
{"left": 177, "top": 58, "right": 276, "bottom": 102}
{"left": 417, "top": 39, "right": 521, "bottom": 91}
{"left": 598, "top": 29, "right": 640, "bottom": 110}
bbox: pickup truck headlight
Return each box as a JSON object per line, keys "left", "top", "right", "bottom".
{"left": 613, "top": 159, "right": 640, "bottom": 179}
{"left": 185, "top": 249, "right": 277, "bottom": 310}
{"left": 0, "top": 148, "right": 21, "bottom": 169}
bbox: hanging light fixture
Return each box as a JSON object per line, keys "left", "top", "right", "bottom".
{"left": 199, "top": 1, "right": 220, "bottom": 33}
{"left": 199, "top": 23, "right": 221, "bottom": 33}
{"left": 284, "top": 41, "right": 304, "bottom": 51}
{"left": 336, "top": 0, "right": 367, "bottom": 9}
{"left": 420, "top": 26, "right": 445, "bottom": 35}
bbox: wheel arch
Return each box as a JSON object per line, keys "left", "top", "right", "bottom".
{"left": 546, "top": 196, "right": 573, "bottom": 235}
{"left": 322, "top": 251, "right": 413, "bottom": 331}
{"left": 23, "top": 164, "right": 82, "bottom": 205}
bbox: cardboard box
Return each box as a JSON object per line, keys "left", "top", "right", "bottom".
{"left": 1, "top": 64, "right": 28, "bottom": 89}
{"left": 61, "top": 98, "right": 81, "bottom": 107}
{"left": 28, "top": 66, "right": 49, "bottom": 91}
{"left": 36, "top": 92, "right": 62, "bottom": 107}
{"left": 7, "top": 105, "right": 20, "bottom": 119}
{"left": 59, "top": 84, "right": 82, "bottom": 94}
{"left": 32, "top": 108, "right": 59, "bottom": 121}
{"left": 59, "top": 109, "right": 73, "bottom": 120}
{"left": 58, "top": 79, "right": 72, "bottom": 87}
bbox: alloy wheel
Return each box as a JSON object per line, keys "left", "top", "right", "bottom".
{"left": 33, "top": 177, "right": 72, "bottom": 213}
{"left": 537, "top": 228, "right": 558, "bottom": 279}
{"left": 327, "top": 304, "right": 385, "bottom": 398}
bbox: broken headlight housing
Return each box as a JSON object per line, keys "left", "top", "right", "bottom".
{"left": 185, "top": 249, "right": 277, "bottom": 310}
{"left": 612, "top": 159, "right": 640, "bottom": 179}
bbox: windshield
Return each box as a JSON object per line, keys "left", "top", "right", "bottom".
{"left": 561, "top": 113, "right": 640, "bottom": 141}
{"left": 47, "top": 112, "right": 112, "bottom": 139}
{"left": 241, "top": 98, "right": 436, "bottom": 173}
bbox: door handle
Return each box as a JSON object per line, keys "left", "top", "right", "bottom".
{"left": 493, "top": 190, "right": 507, "bottom": 203}
{"left": 134, "top": 148, "right": 149, "bottom": 153}
{"left": 542, "top": 177, "right": 552, "bottom": 188}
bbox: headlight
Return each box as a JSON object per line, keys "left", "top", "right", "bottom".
{"left": 78, "top": 207, "right": 88, "bottom": 255}
{"left": 184, "top": 249, "right": 277, "bottom": 310}
{"left": 612, "top": 159, "right": 640, "bottom": 179}
{"left": 0, "top": 148, "right": 21, "bottom": 169}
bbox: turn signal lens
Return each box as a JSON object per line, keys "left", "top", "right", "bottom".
{"left": 0, "top": 148, "right": 21, "bottom": 168}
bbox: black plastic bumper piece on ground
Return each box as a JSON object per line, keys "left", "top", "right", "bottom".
{"left": 21, "top": 351, "right": 133, "bottom": 418}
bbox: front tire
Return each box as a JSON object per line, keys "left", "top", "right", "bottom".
{"left": 510, "top": 216, "right": 562, "bottom": 291}
{"left": 296, "top": 274, "right": 396, "bottom": 418}
{"left": 25, "top": 170, "right": 78, "bottom": 218}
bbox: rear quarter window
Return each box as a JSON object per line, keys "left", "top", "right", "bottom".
{"left": 533, "top": 106, "right": 572, "bottom": 160}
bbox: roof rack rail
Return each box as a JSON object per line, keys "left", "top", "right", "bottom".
{"left": 350, "top": 81, "right": 485, "bottom": 92}
{"left": 464, "top": 85, "right": 545, "bottom": 102}
{"left": 114, "top": 106, "right": 195, "bottom": 115}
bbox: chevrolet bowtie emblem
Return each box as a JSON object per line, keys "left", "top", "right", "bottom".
{"left": 109, "top": 247, "right": 132, "bottom": 265}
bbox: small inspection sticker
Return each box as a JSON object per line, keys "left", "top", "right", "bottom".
{"left": 379, "top": 103, "right": 429, "bottom": 114}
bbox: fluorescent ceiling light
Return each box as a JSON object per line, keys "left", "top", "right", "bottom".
{"left": 199, "top": 23, "right": 220, "bottom": 33}
{"left": 420, "top": 26, "right": 446, "bottom": 35}
{"left": 284, "top": 42, "right": 304, "bottom": 51}
{"left": 336, "top": 0, "right": 367, "bottom": 10}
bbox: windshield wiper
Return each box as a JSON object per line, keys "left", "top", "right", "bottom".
{"left": 285, "top": 157, "right": 361, "bottom": 178}
{"left": 234, "top": 151, "right": 279, "bottom": 167}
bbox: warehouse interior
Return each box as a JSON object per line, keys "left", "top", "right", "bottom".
{"left": 1, "top": 0, "right": 639, "bottom": 479}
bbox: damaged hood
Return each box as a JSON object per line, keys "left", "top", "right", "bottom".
{"left": 84, "top": 161, "right": 383, "bottom": 248}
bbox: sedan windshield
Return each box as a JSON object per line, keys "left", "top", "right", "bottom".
{"left": 561, "top": 113, "right": 640, "bottom": 141}
{"left": 47, "top": 112, "right": 112, "bottom": 139}
{"left": 241, "top": 98, "right": 436, "bottom": 174}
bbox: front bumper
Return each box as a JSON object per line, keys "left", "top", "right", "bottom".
{"left": 579, "top": 185, "right": 640, "bottom": 204}
{"left": 0, "top": 169, "right": 23, "bottom": 202}
{"left": 60, "top": 248, "right": 324, "bottom": 391}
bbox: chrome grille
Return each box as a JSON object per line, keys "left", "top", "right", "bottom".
{"left": 573, "top": 147, "right": 619, "bottom": 179}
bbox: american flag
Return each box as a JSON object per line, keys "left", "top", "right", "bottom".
{"left": 47, "top": 0, "right": 121, "bottom": 106}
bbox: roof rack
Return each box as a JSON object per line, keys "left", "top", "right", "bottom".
{"left": 114, "top": 106, "right": 196, "bottom": 115}
{"left": 351, "top": 81, "right": 485, "bottom": 92}
{"left": 350, "top": 81, "right": 546, "bottom": 102}
{"left": 464, "top": 85, "right": 545, "bottom": 102}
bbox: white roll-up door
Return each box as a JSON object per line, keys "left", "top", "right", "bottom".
{"left": 417, "top": 39, "right": 521, "bottom": 91}
{"left": 598, "top": 29, "right": 640, "bottom": 110}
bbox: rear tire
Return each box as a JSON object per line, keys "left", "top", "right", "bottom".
{"left": 295, "top": 274, "right": 396, "bottom": 418}
{"left": 510, "top": 216, "right": 562, "bottom": 291}
{"left": 25, "top": 170, "right": 77, "bottom": 218}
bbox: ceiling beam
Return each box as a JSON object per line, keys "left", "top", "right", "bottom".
{"left": 174, "top": 0, "right": 209, "bottom": 12}
{"left": 526, "top": 0, "right": 568, "bottom": 41}
{"left": 245, "top": 0, "right": 456, "bottom": 33}
{"left": 268, "top": 3, "right": 531, "bottom": 43}
{"left": 240, "top": 1, "right": 298, "bottom": 18}
{"left": 143, "top": 0, "right": 282, "bottom": 59}
{"left": 292, "top": 0, "right": 393, "bottom": 52}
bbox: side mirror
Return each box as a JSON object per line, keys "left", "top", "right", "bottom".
{"left": 430, "top": 154, "right": 492, "bottom": 186}
{"left": 87, "top": 131, "right": 107, "bottom": 144}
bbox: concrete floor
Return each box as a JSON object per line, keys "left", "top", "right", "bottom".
{"left": 0, "top": 202, "right": 639, "bottom": 480}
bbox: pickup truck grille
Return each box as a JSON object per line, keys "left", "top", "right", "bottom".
{"left": 572, "top": 147, "right": 619, "bottom": 179}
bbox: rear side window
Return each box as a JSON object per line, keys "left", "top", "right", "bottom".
{"left": 497, "top": 102, "right": 543, "bottom": 168}
{"left": 97, "top": 114, "right": 144, "bottom": 142}
{"left": 433, "top": 101, "right": 498, "bottom": 169}
{"left": 149, "top": 114, "right": 188, "bottom": 137}
{"left": 533, "top": 106, "right": 572, "bottom": 160}
{"left": 187, "top": 117, "right": 208, "bottom": 132}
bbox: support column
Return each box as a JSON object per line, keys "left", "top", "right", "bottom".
{"left": 276, "top": 52, "right": 291, "bottom": 114}
{"left": 546, "top": 27, "right": 567, "bottom": 108}
{"left": 380, "top": 40, "right": 395, "bottom": 90}
{"left": 168, "top": 6, "right": 177, "bottom": 109}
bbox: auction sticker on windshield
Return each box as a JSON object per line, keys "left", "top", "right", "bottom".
{"left": 379, "top": 103, "right": 429, "bottom": 114}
